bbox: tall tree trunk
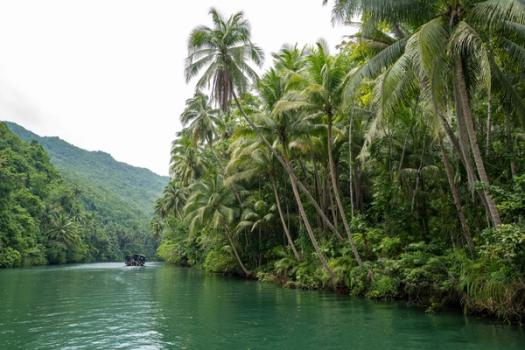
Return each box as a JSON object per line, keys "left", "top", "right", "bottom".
{"left": 398, "top": 132, "right": 409, "bottom": 175}
{"left": 454, "top": 59, "right": 501, "bottom": 226}
{"left": 438, "top": 112, "right": 477, "bottom": 191}
{"left": 327, "top": 176, "right": 338, "bottom": 230}
{"left": 355, "top": 164, "right": 363, "bottom": 211}
{"left": 439, "top": 138, "right": 474, "bottom": 253}
{"left": 232, "top": 92, "right": 353, "bottom": 253}
{"left": 313, "top": 160, "right": 324, "bottom": 230}
{"left": 504, "top": 111, "right": 517, "bottom": 178}
{"left": 348, "top": 113, "right": 355, "bottom": 216}
{"left": 225, "top": 228, "right": 251, "bottom": 277}
{"left": 436, "top": 95, "right": 492, "bottom": 221}
{"left": 271, "top": 176, "right": 301, "bottom": 260}
{"left": 485, "top": 90, "right": 492, "bottom": 157}
{"left": 411, "top": 144, "right": 425, "bottom": 212}
{"left": 327, "top": 115, "right": 363, "bottom": 265}
{"left": 453, "top": 85, "right": 478, "bottom": 196}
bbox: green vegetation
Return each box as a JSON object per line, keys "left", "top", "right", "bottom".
{"left": 0, "top": 122, "right": 162, "bottom": 266}
{"left": 154, "top": 2, "right": 525, "bottom": 322}
{"left": 5, "top": 121, "right": 168, "bottom": 217}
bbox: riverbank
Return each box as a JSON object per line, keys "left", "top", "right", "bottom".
{"left": 159, "top": 226, "right": 525, "bottom": 325}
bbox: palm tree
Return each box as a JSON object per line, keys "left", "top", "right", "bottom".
{"left": 170, "top": 131, "right": 205, "bottom": 185}
{"left": 186, "top": 9, "right": 341, "bottom": 279}
{"left": 236, "top": 196, "right": 276, "bottom": 266}
{"left": 185, "top": 7, "right": 264, "bottom": 111}
{"left": 45, "top": 213, "right": 81, "bottom": 248}
{"left": 180, "top": 92, "right": 220, "bottom": 147}
{"left": 274, "top": 41, "right": 363, "bottom": 265}
{"left": 183, "top": 174, "right": 251, "bottom": 276}
{"left": 328, "top": 0, "right": 525, "bottom": 226}
{"left": 258, "top": 60, "right": 346, "bottom": 240}
{"left": 227, "top": 130, "right": 301, "bottom": 260}
{"left": 158, "top": 181, "right": 187, "bottom": 220}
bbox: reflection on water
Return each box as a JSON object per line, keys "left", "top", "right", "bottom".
{"left": 0, "top": 263, "right": 523, "bottom": 349}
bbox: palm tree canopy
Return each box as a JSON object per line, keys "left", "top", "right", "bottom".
{"left": 185, "top": 8, "right": 265, "bottom": 111}
{"left": 180, "top": 92, "right": 220, "bottom": 146}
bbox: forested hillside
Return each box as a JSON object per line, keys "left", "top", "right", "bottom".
{"left": 0, "top": 122, "right": 163, "bottom": 266}
{"left": 154, "top": 3, "right": 525, "bottom": 323}
{"left": 6, "top": 121, "right": 168, "bottom": 216}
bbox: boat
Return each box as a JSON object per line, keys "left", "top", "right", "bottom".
{"left": 125, "top": 254, "right": 146, "bottom": 266}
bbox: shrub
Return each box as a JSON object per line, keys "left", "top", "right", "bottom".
{"left": 348, "top": 263, "right": 373, "bottom": 296}
{"left": 157, "top": 240, "right": 184, "bottom": 265}
{"left": 366, "top": 274, "right": 399, "bottom": 300}
{"left": 478, "top": 224, "right": 525, "bottom": 270}
{"left": 290, "top": 260, "right": 321, "bottom": 289}
{"left": 459, "top": 224, "right": 525, "bottom": 321}
{"left": 0, "top": 247, "right": 22, "bottom": 267}
{"left": 376, "top": 236, "right": 402, "bottom": 258}
{"left": 396, "top": 243, "right": 457, "bottom": 305}
{"left": 203, "top": 248, "right": 236, "bottom": 273}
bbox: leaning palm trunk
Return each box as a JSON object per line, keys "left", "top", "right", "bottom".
{"left": 327, "top": 115, "right": 363, "bottom": 265}
{"left": 231, "top": 91, "right": 363, "bottom": 268}
{"left": 284, "top": 156, "right": 337, "bottom": 283}
{"left": 439, "top": 138, "right": 474, "bottom": 253}
{"left": 437, "top": 111, "right": 477, "bottom": 195}
{"left": 452, "top": 88, "right": 478, "bottom": 197}
{"left": 271, "top": 177, "right": 301, "bottom": 260}
{"left": 225, "top": 227, "right": 252, "bottom": 277}
{"left": 454, "top": 59, "right": 501, "bottom": 226}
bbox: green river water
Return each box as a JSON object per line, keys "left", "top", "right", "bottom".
{"left": 0, "top": 262, "right": 523, "bottom": 349}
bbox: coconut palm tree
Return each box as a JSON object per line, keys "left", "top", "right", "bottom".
{"left": 236, "top": 196, "right": 276, "bottom": 266}
{"left": 227, "top": 131, "right": 301, "bottom": 260}
{"left": 258, "top": 61, "right": 347, "bottom": 242}
{"left": 180, "top": 92, "right": 220, "bottom": 147}
{"left": 327, "top": 0, "right": 525, "bottom": 226}
{"left": 158, "top": 181, "right": 187, "bottom": 220}
{"left": 183, "top": 174, "right": 251, "bottom": 276}
{"left": 185, "top": 10, "right": 343, "bottom": 278}
{"left": 185, "top": 11, "right": 343, "bottom": 243}
{"left": 170, "top": 131, "right": 205, "bottom": 185}
{"left": 45, "top": 213, "right": 81, "bottom": 248}
{"left": 185, "top": 7, "right": 264, "bottom": 111}
{"left": 274, "top": 41, "right": 363, "bottom": 265}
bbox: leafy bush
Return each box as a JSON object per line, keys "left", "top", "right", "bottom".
{"left": 459, "top": 224, "right": 525, "bottom": 321}
{"left": 393, "top": 243, "right": 458, "bottom": 306}
{"left": 376, "top": 236, "right": 402, "bottom": 258}
{"left": 21, "top": 245, "right": 47, "bottom": 266}
{"left": 366, "top": 273, "right": 399, "bottom": 299}
{"left": 478, "top": 224, "right": 525, "bottom": 270}
{"left": 157, "top": 240, "right": 184, "bottom": 265}
{"left": 0, "top": 247, "right": 22, "bottom": 267}
{"left": 203, "top": 248, "right": 236, "bottom": 273}
{"left": 348, "top": 263, "right": 373, "bottom": 296}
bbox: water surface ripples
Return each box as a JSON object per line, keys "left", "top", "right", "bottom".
{"left": 0, "top": 262, "right": 524, "bottom": 349}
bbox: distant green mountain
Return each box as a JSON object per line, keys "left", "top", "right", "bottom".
{"left": 5, "top": 121, "right": 169, "bottom": 219}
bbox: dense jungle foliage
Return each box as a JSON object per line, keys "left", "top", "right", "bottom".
{"left": 154, "top": 0, "right": 525, "bottom": 322}
{"left": 0, "top": 123, "right": 158, "bottom": 267}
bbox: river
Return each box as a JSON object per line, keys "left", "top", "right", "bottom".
{"left": 0, "top": 262, "right": 523, "bottom": 349}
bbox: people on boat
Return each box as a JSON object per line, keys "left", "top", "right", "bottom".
{"left": 125, "top": 254, "right": 146, "bottom": 266}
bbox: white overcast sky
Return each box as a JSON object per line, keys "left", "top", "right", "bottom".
{"left": 0, "top": 0, "right": 353, "bottom": 176}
